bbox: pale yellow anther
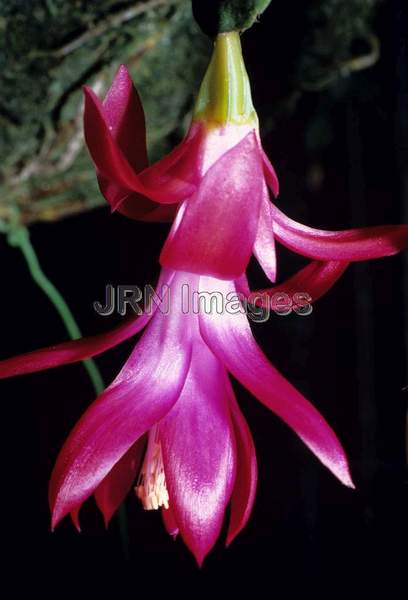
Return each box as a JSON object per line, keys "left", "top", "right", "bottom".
{"left": 135, "top": 426, "right": 169, "bottom": 511}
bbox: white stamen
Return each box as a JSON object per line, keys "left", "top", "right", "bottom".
{"left": 135, "top": 426, "right": 169, "bottom": 511}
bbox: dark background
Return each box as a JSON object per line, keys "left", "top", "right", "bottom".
{"left": 1, "top": 1, "right": 407, "bottom": 597}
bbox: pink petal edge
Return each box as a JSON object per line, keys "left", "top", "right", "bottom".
{"left": 198, "top": 276, "right": 355, "bottom": 490}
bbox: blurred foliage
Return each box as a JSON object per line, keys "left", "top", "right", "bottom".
{"left": 0, "top": 0, "right": 381, "bottom": 230}
{"left": 192, "top": 0, "right": 272, "bottom": 36}
{"left": 297, "top": 0, "right": 380, "bottom": 91}
{"left": 0, "top": 0, "right": 209, "bottom": 227}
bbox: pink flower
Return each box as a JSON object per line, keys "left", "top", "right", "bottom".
{"left": 0, "top": 268, "right": 355, "bottom": 565}
{"left": 1, "top": 32, "right": 407, "bottom": 565}
{"left": 83, "top": 33, "right": 408, "bottom": 283}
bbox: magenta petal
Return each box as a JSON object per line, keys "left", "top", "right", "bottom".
{"left": 160, "top": 340, "right": 236, "bottom": 566}
{"left": 49, "top": 274, "right": 193, "bottom": 528}
{"left": 234, "top": 273, "right": 251, "bottom": 297}
{"left": 252, "top": 260, "right": 349, "bottom": 307}
{"left": 139, "top": 124, "right": 204, "bottom": 190}
{"left": 94, "top": 436, "right": 146, "bottom": 527}
{"left": 226, "top": 386, "right": 257, "bottom": 547}
{"left": 272, "top": 205, "right": 408, "bottom": 260}
{"left": 160, "top": 131, "right": 264, "bottom": 279}
{"left": 199, "top": 277, "right": 354, "bottom": 488}
{"left": 262, "top": 149, "right": 279, "bottom": 197}
{"left": 83, "top": 87, "right": 195, "bottom": 204}
{"left": 96, "top": 66, "right": 169, "bottom": 220}
{"left": 70, "top": 507, "right": 81, "bottom": 532}
{"left": 102, "top": 65, "right": 148, "bottom": 173}
{"left": 98, "top": 174, "right": 178, "bottom": 222}
{"left": 253, "top": 185, "right": 277, "bottom": 282}
{"left": 162, "top": 507, "right": 179, "bottom": 540}
{"left": 139, "top": 204, "right": 179, "bottom": 223}
{"left": 0, "top": 269, "right": 174, "bottom": 379}
{"left": 97, "top": 121, "right": 203, "bottom": 222}
{"left": 97, "top": 175, "right": 161, "bottom": 221}
{"left": 0, "top": 313, "right": 149, "bottom": 379}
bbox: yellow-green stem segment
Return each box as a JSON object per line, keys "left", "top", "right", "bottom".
{"left": 193, "top": 32, "right": 257, "bottom": 127}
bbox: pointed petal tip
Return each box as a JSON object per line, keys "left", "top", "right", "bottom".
{"left": 71, "top": 511, "right": 81, "bottom": 533}
{"left": 111, "top": 64, "right": 133, "bottom": 91}
{"left": 342, "top": 471, "right": 356, "bottom": 490}
{"left": 194, "top": 552, "right": 206, "bottom": 569}
{"left": 117, "top": 64, "right": 130, "bottom": 77}
{"left": 99, "top": 509, "right": 112, "bottom": 529}
{"left": 332, "top": 460, "right": 355, "bottom": 490}
{"left": 82, "top": 84, "right": 94, "bottom": 98}
{"left": 185, "top": 539, "right": 213, "bottom": 568}
{"left": 50, "top": 512, "right": 60, "bottom": 533}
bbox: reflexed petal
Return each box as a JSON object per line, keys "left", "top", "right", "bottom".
{"left": 98, "top": 125, "right": 204, "bottom": 221}
{"left": 253, "top": 185, "right": 277, "bottom": 282}
{"left": 0, "top": 269, "right": 174, "bottom": 379}
{"left": 139, "top": 123, "right": 204, "bottom": 189}
{"left": 83, "top": 87, "right": 195, "bottom": 204}
{"left": 0, "top": 314, "right": 149, "bottom": 379}
{"left": 98, "top": 175, "right": 178, "bottom": 222}
{"left": 234, "top": 273, "right": 251, "bottom": 297}
{"left": 226, "top": 385, "right": 257, "bottom": 547}
{"left": 49, "top": 272, "right": 193, "bottom": 528}
{"left": 249, "top": 260, "right": 349, "bottom": 307}
{"left": 160, "top": 340, "right": 236, "bottom": 566}
{"left": 273, "top": 204, "right": 408, "bottom": 260}
{"left": 199, "top": 277, "right": 354, "bottom": 488}
{"left": 95, "top": 436, "right": 146, "bottom": 527}
{"left": 97, "top": 175, "right": 163, "bottom": 221}
{"left": 102, "top": 65, "right": 148, "bottom": 173}
{"left": 70, "top": 507, "right": 81, "bottom": 532}
{"left": 162, "top": 507, "right": 179, "bottom": 540}
{"left": 261, "top": 149, "right": 279, "bottom": 197}
{"left": 160, "top": 131, "right": 264, "bottom": 279}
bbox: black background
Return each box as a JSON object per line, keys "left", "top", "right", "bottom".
{"left": 1, "top": 1, "right": 407, "bottom": 597}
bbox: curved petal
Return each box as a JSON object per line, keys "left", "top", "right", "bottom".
{"left": 70, "top": 506, "right": 81, "bottom": 532}
{"left": 234, "top": 273, "right": 251, "bottom": 297}
{"left": 272, "top": 204, "right": 408, "bottom": 260}
{"left": 83, "top": 87, "right": 195, "bottom": 204}
{"left": 160, "top": 339, "right": 237, "bottom": 566}
{"left": 97, "top": 175, "right": 161, "bottom": 221}
{"left": 226, "top": 385, "right": 257, "bottom": 547}
{"left": 139, "top": 204, "right": 179, "bottom": 223}
{"left": 0, "top": 314, "right": 149, "bottom": 380}
{"left": 253, "top": 184, "right": 277, "bottom": 282}
{"left": 49, "top": 272, "right": 193, "bottom": 528}
{"left": 245, "top": 260, "right": 349, "bottom": 307}
{"left": 198, "top": 277, "right": 354, "bottom": 489}
{"left": 0, "top": 269, "right": 174, "bottom": 379}
{"left": 261, "top": 149, "right": 279, "bottom": 197}
{"left": 162, "top": 506, "right": 179, "bottom": 540}
{"left": 98, "top": 125, "right": 204, "bottom": 221}
{"left": 94, "top": 436, "right": 146, "bottom": 527}
{"left": 139, "top": 123, "right": 204, "bottom": 189}
{"left": 160, "top": 130, "right": 264, "bottom": 279}
{"left": 102, "top": 65, "right": 148, "bottom": 173}
{"left": 98, "top": 176, "right": 178, "bottom": 222}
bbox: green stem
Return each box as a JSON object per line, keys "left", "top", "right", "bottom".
{"left": 192, "top": 0, "right": 272, "bottom": 37}
{"left": 8, "top": 226, "right": 130, "bottom": 557}
{"left": 8, "top": 226, "right": 104, "bottom": 395}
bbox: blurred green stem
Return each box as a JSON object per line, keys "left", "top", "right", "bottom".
{"left": 7, "top": 225, "right": 130, "bottom": 557}
{"left": 8, "top": 226, "right": 104, "bottom": 394}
